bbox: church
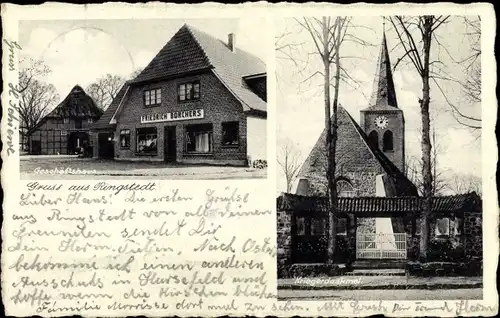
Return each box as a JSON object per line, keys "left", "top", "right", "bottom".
{"left": 276, "top": 32, "right": 482, "bottom": 278}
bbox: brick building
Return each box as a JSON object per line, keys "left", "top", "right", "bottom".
{"left": 92, "top": 24, "right": 266, "bottom": 165}
{"left": 26, "top": 85, "right": 103, "bottom": 155}
{"left": 276, "top": 32, "right": 482, "bottom": 277}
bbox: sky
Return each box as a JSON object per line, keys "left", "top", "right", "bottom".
{"left": 275, "top": 16, "right": 482, "bottom": 194}
{"left": 18, "top": 18, "right": 267, "bottom": 101}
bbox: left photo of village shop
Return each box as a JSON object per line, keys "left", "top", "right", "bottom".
{"left": 17, "top": 18, "right": 268, "bottom": 179}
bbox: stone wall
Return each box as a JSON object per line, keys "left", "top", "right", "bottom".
{"left": 297, "top": 107, "right": 385, "bottom": 197}
{"left": 464, "top": 211, "right": 482, "bottom": 260}
{"left": 277, "top": 209, "right": 292, "bottom": 277}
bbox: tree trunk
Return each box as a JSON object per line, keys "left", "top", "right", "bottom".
{"left": 323, "top": 16, "right": 337, "bottom": 264}
{"left": 419, "top": 17, "right": 434, "bottom": 262}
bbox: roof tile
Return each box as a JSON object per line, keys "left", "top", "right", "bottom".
{"left": 277, "top": 192, "right": 482, "bottom": 214}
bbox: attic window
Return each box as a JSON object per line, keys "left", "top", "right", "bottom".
{"left": 178, "top": 81, "right": 200, "bottom": 102}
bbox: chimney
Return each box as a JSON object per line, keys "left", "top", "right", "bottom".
{"left": 228, "top": 33, "right": 236, "bottom": 52}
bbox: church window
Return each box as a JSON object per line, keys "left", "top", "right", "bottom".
{"left": 337, "top": 179, "right": 357, "bottom": 197}
{"left": 383, "top": 130, "right": 394, "bottom": 151}
{"left": 368, "top": 130, "right": 379, "bottom": 149}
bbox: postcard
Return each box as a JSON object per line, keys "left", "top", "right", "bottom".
{"left": 1, "top": 2, "right": 497, "bottom": 317}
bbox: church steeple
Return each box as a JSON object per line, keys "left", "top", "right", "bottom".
{"left": 360, "top": 25, "right": 405, "bottom": 174}
{"left": 368, "top": 30, "right": 398, "bottom": 109}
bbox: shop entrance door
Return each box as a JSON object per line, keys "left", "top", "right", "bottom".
{"left": 164, "top": 126, "right": 177, "bottom": 162}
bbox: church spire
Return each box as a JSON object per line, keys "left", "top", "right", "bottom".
{"left": 368, "top": 27, "right": 398, "bottom": 109}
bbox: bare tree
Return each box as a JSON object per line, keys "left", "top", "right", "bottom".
{"left": 129, "top": 68, "right": 144, "bottom": 80}
{"left": 19, "top": 79, "right": 59, "bottom": 132}
{"left": 277, "top": 139, "right": 302, "bottom": 192}
{"left": 18, "top": 59, "right": 59, "bottom": 132}
{"left": 86, "top": 74, "right": 126, "bottom": 110}
{"left": 432, "top": 16, "right": 481, "bottom": 130}
{"left": 406, "top": 127, "right": 449, "bottom": 196}
{"left": 18, "top": 58, "right": 51, "bottom": 93}
{"left": 277, "top": 17, "right": 372, "bottom": 263}
{"left": 447, "top": 173, "right": 482, "bottom": 196}
{"left": 390, "top": 15, "right": 450, "bottom": 262}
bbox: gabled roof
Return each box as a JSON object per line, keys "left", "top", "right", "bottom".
{"left": 362, "top": 32, "right": 398, "bottom": 111}
{"left": 277, "top": 192, "right": 482, "bottom": 215}
{"left": 46, "top": 85, "right": 102, "bottom": 118}
{"left": 131, "top": 24, "right": 266, "bottom": 113}
{"left": 29, "top": 85, "right": 102, "bottom": 134}
{"left": 297, "top": 106, "right": 418, "bottom": 197}
{"left": 92, "top": 81, "right": 130, "bottom": 130}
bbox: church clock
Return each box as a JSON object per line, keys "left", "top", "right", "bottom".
{"left": 374, "top": 115, "right": 389, "bottom": 129}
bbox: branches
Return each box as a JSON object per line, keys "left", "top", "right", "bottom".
{"left": 277, "top": 139, "right": 302, "bottom": 192}
{"left": 86, "top": 74, "right": 126, "bottom": 110}
{"left": 18, "top": 59, "right": 58, "bottom": 131}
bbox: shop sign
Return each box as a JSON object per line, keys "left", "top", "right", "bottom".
{"left": 140, "top": 109, "right": 204, "bottom": 124}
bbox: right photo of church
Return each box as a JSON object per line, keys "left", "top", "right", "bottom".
{"left": 276, "top": 16, "right": 482, "bottom": 301}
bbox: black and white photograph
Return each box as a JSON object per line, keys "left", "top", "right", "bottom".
{"left": 275, "top": 15, "right": 483, "bottom": 301}
{"left": 17, "top": 18, "right": 268, "bottom": 179}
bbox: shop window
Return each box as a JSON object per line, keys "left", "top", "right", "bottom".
{"left": 136, "top": 127, "right": 157, "bottom": 155}
{"left": 120, "top": 129, "right": 131, "bottom": 148}
{"left": 144, "top": 88, "right": 162, "bottom": 107}
{"left": 336, "top": 218, "right": 347, "bottom": 235}
{"left": 435, "top": 217, "right": 450, "bottom": 237}
{"left": 185, "top": 124, "right": 213, "bottom": 153}
{"left": 296, "top": 217, "right": 306, "bottom": 236}
{"left": 178, "top": 81, "right": 200, "bottom": 102}
{"left": 311, "top": 218, "right": 326, "bottom": 236}
{"left": 222, "top": 121, "right": 239, "bottom": 146}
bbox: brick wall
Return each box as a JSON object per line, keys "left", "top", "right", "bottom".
{"left": 361, "top": 109, "right": 405, "bottom": 172}
{"left": 114, "top": 71, "right": 250, "bottom": 165}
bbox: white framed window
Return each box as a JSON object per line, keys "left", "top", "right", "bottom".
{"left": 435, "top": 218, "right": 450, "bottom": 236}
{"left": 178, "top": 81, "right": 200, "bottom": 102}
{"left": 144, "top": 88, "right": 162, "bottom": 107}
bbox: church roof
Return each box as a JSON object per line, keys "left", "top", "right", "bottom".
{"left": 131, "top": 24, "right": 266, "bottom": 113}
{"left": 277, "top": 192, "right": 482, "bottom": 215}
{"left": 296, "top": 106, "right": 418, "bottom": 197}
{"left": 362, "top": 32, "right": 399, "bottom": 111}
